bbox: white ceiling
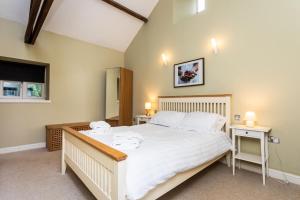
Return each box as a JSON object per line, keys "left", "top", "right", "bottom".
{"left": 0, "top": 0, "right": 159, "bottom": 52}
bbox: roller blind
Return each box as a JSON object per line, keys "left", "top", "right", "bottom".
{"left": 0, "top": 60, "right": 46, "bottom": 83}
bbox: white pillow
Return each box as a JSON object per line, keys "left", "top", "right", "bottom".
{"left": 149, "top": 111, "right": 186, "bottom": 127}
{"left": 177, "top": 112, "right": 226, "bottom": 133}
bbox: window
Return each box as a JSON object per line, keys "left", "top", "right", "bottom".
{"left": 173, "top": 0, "right": 206, "bottom": 23}
{"left": 197, "top": 0, "right": 205, "bottom": 13}
{"left": 0, "top": 81, "right": 45, "bottom": 99}
{"left": 24, "top": 82, "right": 45, "bottom": 99}
{"left": 0, "top": 56, "right": 49, "bottom": 102}
{"left": 1, "top": 81, "right": 22, "bottom": 98}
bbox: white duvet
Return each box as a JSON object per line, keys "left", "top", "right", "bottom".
{"left": 81, "top": 124, "right": 231, "bottom": 200}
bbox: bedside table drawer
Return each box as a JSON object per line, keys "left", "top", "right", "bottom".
{"left": 235, "top": 129, "right": 261, "bottom": 139}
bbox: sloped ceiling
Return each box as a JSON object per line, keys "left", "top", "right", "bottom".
{"left": 0, "top": 0, "right": 159, "bottom": 52}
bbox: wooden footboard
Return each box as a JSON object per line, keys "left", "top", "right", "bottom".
{"left": 61, "top": 127, "right": 127, "bottom": 200}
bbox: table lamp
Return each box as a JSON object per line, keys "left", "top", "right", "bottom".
{"left": 145, "top": 102, "right": 152, "bottom": 116}
{"left": 245, "top": 111, "right": 256, "bottom": 127}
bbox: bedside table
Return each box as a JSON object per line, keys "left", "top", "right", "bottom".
{"left": 135, "top": 115, "right": 151, "bottom": 125}
{"left": 230, "top": 125, "right": 271, "bottom": 185}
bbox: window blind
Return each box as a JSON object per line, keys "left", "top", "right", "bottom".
{"left": 0, "top": 60, "right": 46, "bottom": 83}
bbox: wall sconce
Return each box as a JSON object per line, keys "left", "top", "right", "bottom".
{"left": 245, "top": 111, "right": 256, "bottom": 127}
{"left": 145, "top": 102, "right": 152, "bottom": 116}
{"left": 161, "top": 53, "right": 169, "bottom": 66}
{"left": 211, "top": 38, "right": 219, "bottom": 54}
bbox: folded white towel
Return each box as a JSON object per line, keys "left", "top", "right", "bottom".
{"left": 113, "top": 143, "right": 141, "bottom": 151}
{"left": 80, "top": 129, "right": 111, "bottom": 136}
{"left": 113, "top": 132, "right": 144, "bottom": 141}
{"left": 90, "top": 121, "right": 111, "bottom": 131}
{"left": 113, "top": 132, "right": 144, "bottom": 151}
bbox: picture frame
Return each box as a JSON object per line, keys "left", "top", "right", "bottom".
{"left": 174, "top": 58, "right": 205, "bottom": 88}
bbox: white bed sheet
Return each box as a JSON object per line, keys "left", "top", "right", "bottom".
{"left": 81, "top": 124, "right": 231, "bottom": 200}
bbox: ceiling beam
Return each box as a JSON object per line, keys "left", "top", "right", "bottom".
{"left": 101, "top": 0, "right": 148, "bottom": 23}
{"left": 25, "top": 0, "right": 54, "bottom": 45}
{"left": 29, "top": 0, "right": 54, "bottom": 44}
{"left": 24, "top": 0, "right": 42, "bottom": 43}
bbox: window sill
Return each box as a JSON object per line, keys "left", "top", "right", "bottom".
{"left": 0, "top": 99, "right": 51, "bottom": 103}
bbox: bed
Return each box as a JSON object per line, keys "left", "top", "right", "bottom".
{"left": 61, "top": 94, "right": 232, "bottom": 200}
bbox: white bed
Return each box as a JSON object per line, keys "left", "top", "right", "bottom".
{"left": 80, "top": 124, "right": 231, "bottom": 199}
{"left": 61, "top": 95, "right": 232, "bottom": 200}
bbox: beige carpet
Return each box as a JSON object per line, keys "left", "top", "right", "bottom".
{"left": 0, "top": 149, "right": 299, "bottom": 200}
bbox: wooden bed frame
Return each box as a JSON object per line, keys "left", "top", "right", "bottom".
{"left": 61, "top": 94, "right": 232, "bottom": 200}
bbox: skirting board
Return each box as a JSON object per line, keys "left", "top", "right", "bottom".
{"left": 269, "top": 168, "right": 300, "bottom": 185}
{"left": 220, "top": 159, "right": 300, "bottom": 185}
{"left": 0, "top": 142, "right": 46, "bottom": 154}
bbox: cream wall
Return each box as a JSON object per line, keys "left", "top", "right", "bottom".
{"left": 0, "top": 18, "right": 124, "bottom": 148}
{"left": 125, "top": 0, "right": 300, "bottom": 175}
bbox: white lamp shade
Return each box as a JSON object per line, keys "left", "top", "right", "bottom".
{"left": 245, "top": 112, "right": 256, "bottom": 121}
{"left": 245, "top": 112, "right": 256, "bottom": 127}
{"left": 145, "top": 102, "right": 152, "bottom": 110}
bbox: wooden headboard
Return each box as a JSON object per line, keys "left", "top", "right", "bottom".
{"left": 158, "top": 94, "right": 232, "bottom": 136}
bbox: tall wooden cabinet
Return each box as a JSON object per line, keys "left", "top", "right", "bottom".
{"left": 105, "top": 67, "right": 133, "bottom": 126}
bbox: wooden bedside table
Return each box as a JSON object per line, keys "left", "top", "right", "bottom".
{"left": 230, "top": 125, "right": 271, "bottom": 185}
{"left": 135, "top": 115, "right": 151, "bottom": 125}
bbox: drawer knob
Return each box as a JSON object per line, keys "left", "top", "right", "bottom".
{"left": 245, "top": 131, "right": 248, "bottom": 134}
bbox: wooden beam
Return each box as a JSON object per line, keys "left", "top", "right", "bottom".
{"left": 28, "top": 0, "right": 54, "bottom": 44}
{"left": 102, "top": 0, "right": 148, "bottom": 23}
{"left": 24, "top": 0, "right": 42, "bottom": 43}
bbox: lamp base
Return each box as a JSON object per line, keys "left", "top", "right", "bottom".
{"left": 145, "top": 109, "right": 151, "bottom": 116}
{"left": 246, "top": 121, "right": 255, "bottom": 127}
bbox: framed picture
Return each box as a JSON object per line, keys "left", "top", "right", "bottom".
{"left": 174, "top": 58, "right": 205, "bottom": 88}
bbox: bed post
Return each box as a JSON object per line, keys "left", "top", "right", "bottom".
{"left": 61, "top": 131, "right": 67, "bottom": 175}
{"left": 112, "top": 160, "right": 127, "bottom": 200}
{"left": 226, "top": 153, "right": 231, "bottom": 167}
{"left": 225, "top": 95, "right": 231, "bottom": 167}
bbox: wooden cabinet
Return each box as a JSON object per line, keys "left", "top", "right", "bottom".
{"left": 105, "top": 116, "right": 119, "bottom": 127}
{"left": 105, "top": 67, "right": 133, "bottom": 126}
{"left": 46, "top": 122, "right": 90, "bottom": 151}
